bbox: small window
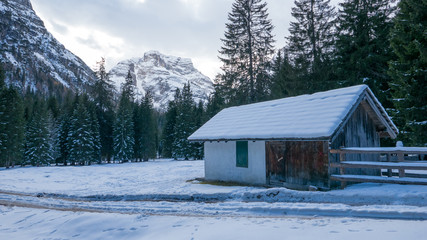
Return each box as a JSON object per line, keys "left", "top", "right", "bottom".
{"left": 236, "top": 141, "right": 248, "bottom": 168}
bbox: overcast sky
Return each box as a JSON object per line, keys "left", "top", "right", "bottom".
{"left": 31, "top": 0, "right": 340, "bottom": 79}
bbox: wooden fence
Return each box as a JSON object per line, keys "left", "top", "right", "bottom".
{"left": 330, "top": 147, "right": 427, "bottom": 188}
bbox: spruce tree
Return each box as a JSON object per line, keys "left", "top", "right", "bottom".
{"left": 335, "top": 0, "right": 396, "bottom": 107}
{"left": 92, "top": 58, "right": 115, "bottom": 162}
{"left": 46, "top": 110, "right": 61, "bottom": 164}
{"left": 192, "top": 101, "right": 205, "bottom": 159}
{"left": 285, "top": 0, "right": 336, "bottom": 95}
{"left": 0, "top": 87, "right": 25, "bottom": 168}
{"left": 67, "top": 99, "right": 94, "bottom": 165}
{"left": 58, "top": 93, "right": 74, "bottom": 165}
{"left": 89, "top": 109, "right": 102, "bottom": 164}
{"left": 113, "top": 86, "right": 135, "bottom": 162}
{"left": 161, "top": 89, "right": 180, "bottom": 158}
{"left": 139, "top": 92, "right": 156, "bottom": 161}
{"left": 133, "top": 101, "right": 144, "bottom": 161}
{"left": 205, "top": 88, "right": 225, "bottom": 120}
{"left": 25, "top": 100, "right": 51, "bottom": 166}
{"left": 217, "top": 0, "right": 275, "bottom": 104}
{"left": 172, "top": 83, "right": 197, "bottom": 160}
{"left": 270, "top": 49, "right": 299, "bottom": 98}
{"left": 84, "top": 97, "right": 102, "bottom": 164}
{"left": 388, "top": 0, "right": 426, "bottom": 146}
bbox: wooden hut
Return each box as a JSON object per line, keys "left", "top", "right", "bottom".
{"left": 188, "top": 85, "right": 398, "bottom": 190}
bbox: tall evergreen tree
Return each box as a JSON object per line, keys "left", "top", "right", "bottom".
{"left": 58, "top": 92, "right": 75, "bottom": 165}
{"left": 0, "top": 87, "right": 25, "bottom": 168}
{"left": 335, "top": 0, "right": 396, "bottom": 107}
{"left": 46, "top": 110, "right": 61, "bottom": 164}
{"left": 133, "top": 101, "right": 144, "bottom": 161}
{"left": 25, "top": 100, "right": 51, "bottom": 166}
{"left": 172, "top": 83, "right": 197, "bottom": 160}
{"left": 205, "top": 88, "right": 225, "bottom": 120}
{"left": 285, "top": 0, "right": 336, "bottom": 95}
{"left": 139, "top": 92, "right": 156, "bottom": 161}
{"left": 92, "top": 58, "right": 116, "bottom": 162}
{"left": 270, "top": 49, "right": 299, "bottom": 98}
{"left": 113, "top": 85, "right": 135, "bottom": 162}
{"left": 161, "top": 89, "right": 180, "bottom": 158}
{"left": 388, "top": 0, "right": 426, "bottom": 146}
{"left": 192, "top": 100, "right": 205, "bottom": 159}
{"left": 84, "top": 97, "right": 102, "bottom": 164}
{"left": 67, "top": 99, "right": 94, "bottom": 165}
{"left": 217, "top": 0, "right": 275, "bottom": 104}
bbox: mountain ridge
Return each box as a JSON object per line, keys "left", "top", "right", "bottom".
{"left": 0, "top": 0, "right": 95, "bottom": 94}
{"left": 109, "top": 50, "right": 214, "bottom": 110}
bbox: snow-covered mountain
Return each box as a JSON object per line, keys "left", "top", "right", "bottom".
{"left": 109, "top": 51, "right": 214, "bottom": 110}
{"left": 0, "top": 0, "right": 95, "bottom": 93}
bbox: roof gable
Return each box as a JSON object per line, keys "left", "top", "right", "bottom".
{"left": 189, "top": 85, "right": 397, "bottom": 141}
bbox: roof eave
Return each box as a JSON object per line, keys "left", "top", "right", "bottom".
{"left": 188, "top": 136, "right": 331, "bottom": 142}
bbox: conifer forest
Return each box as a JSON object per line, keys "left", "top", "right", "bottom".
{"left": 0, "top": 0, "right": 425, "bottom": 168}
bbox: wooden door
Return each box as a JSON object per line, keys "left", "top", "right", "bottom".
{"left": 266, "top": 141, "right": 286, "bottom": 184}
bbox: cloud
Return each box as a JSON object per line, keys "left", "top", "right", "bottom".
{"left": 31, "top": 0, "right": 341, "bottom": 79}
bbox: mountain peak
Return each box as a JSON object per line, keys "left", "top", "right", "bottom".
{"left": 109, "top": 51, "right": 213, "bottom": 110}
{"left": 0, "top": 0, "right": 95, "bottom": 94}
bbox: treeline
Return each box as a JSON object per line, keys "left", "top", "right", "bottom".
{"left": 0, "top": 0, "right": 425, "bottom": 168}
{"left": 213, "top": 0, "right": 425, "bottom": 146}
{"left": 0, "top": 59, "right": 207, "bottom": 168}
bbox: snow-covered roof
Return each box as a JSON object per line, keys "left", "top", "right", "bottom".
{"left": 189, "top": 85, "right": 398, "bottom": 141}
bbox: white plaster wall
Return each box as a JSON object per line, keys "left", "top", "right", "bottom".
{"left": 204, "top": 141, "right": 266, "bottom": 185}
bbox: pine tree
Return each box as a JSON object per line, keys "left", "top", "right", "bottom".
{"left": 139, "top": 92, "right": 156, "bottom": 161}
{"left": 270, "top": 49, "right": 300, "bottom": 98}
{"left": 67, "top": 99, "right": 94, "bottom": 165}
{"left": 172, "top": 83, "right": 197, "bottom": 160}
{"left": 192, "top": 101, "right": 205, "bottom": 159}
{"left": 122, "top": 69, "right": 135, "bottom": 102}
{"left": 335, "top": 0, "right": 396, "bottom": 107}
{"left": 205, "top": 88, "right": 225, "bottom": 120}
{"left": 58, "top": 93, "right": 74, "bottom": 165}
{"left": 25, "top": 99, "right": 51, "bottom": 166}
{"left": 92, "top": 58, "right": 116, "bottom": 162}
{"left": 46, "top": 110, "right": 61, "bottom": 164}
{"left": 113, "top": 87, "right": 135, "bottom": 162}
{"left": 0, "top": 87, "right": 25, "bottom": 168}
{"left": 89, "top": 110, "right": 102, "bottom": 164}
{"left": 388, "top": 0, "right": 426, "bottom": 146}
{"left": 84, "top": 97, "right": 102, "bottom": 164}
{"left": 161, "top": 89, "right": 180, "bottom": 158}
{"left": 133, "top": 101, "right": 144, "bottom": 161}
{"left": 217, "top": 0, "right": 275, "bottom": 104}
{"left": 286, "top": 0, "right": 337, "bottom": 95}
{"left": 47, "top": 96, "right": 60, "bottom": 119}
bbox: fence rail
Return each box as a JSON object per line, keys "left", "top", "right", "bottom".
{"left": 329, "top": 147, "right": 427, "bottom": 188}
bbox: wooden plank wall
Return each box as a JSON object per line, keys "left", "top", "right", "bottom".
{"left": 330, "top": 103, "right": 381, "bottom": 181}
{"left": 266, "top": 141, "right": 329, "bottom": 189}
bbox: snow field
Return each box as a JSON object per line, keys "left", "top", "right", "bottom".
{"left": 1, "top": 159, "right": 427, "bottom": 239}
{"left": 1, "top": 206, "right": 426, "bottom": 240}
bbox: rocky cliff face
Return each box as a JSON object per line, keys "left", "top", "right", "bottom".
{"left": 0, "top": 0, "right": 95, "bottom": 94}
{"left": 109, "top": 51, "right": 214, "bottom": 110}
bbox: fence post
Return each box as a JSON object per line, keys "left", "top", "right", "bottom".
{"left": 386, "top": 153, "right": 392, "bottom": 177}
{"left": 339, "top": 152, "right": 347, "bottom": 188}
{"left": 397, "top": 153, "right": 405, "bottom": 177}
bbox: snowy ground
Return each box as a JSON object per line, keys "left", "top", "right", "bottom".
{"left": 1, "top": 206, "right": 426, "bottom": 240}
{"left": 1, "top": 159, "right": 427, "bottom": 239}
